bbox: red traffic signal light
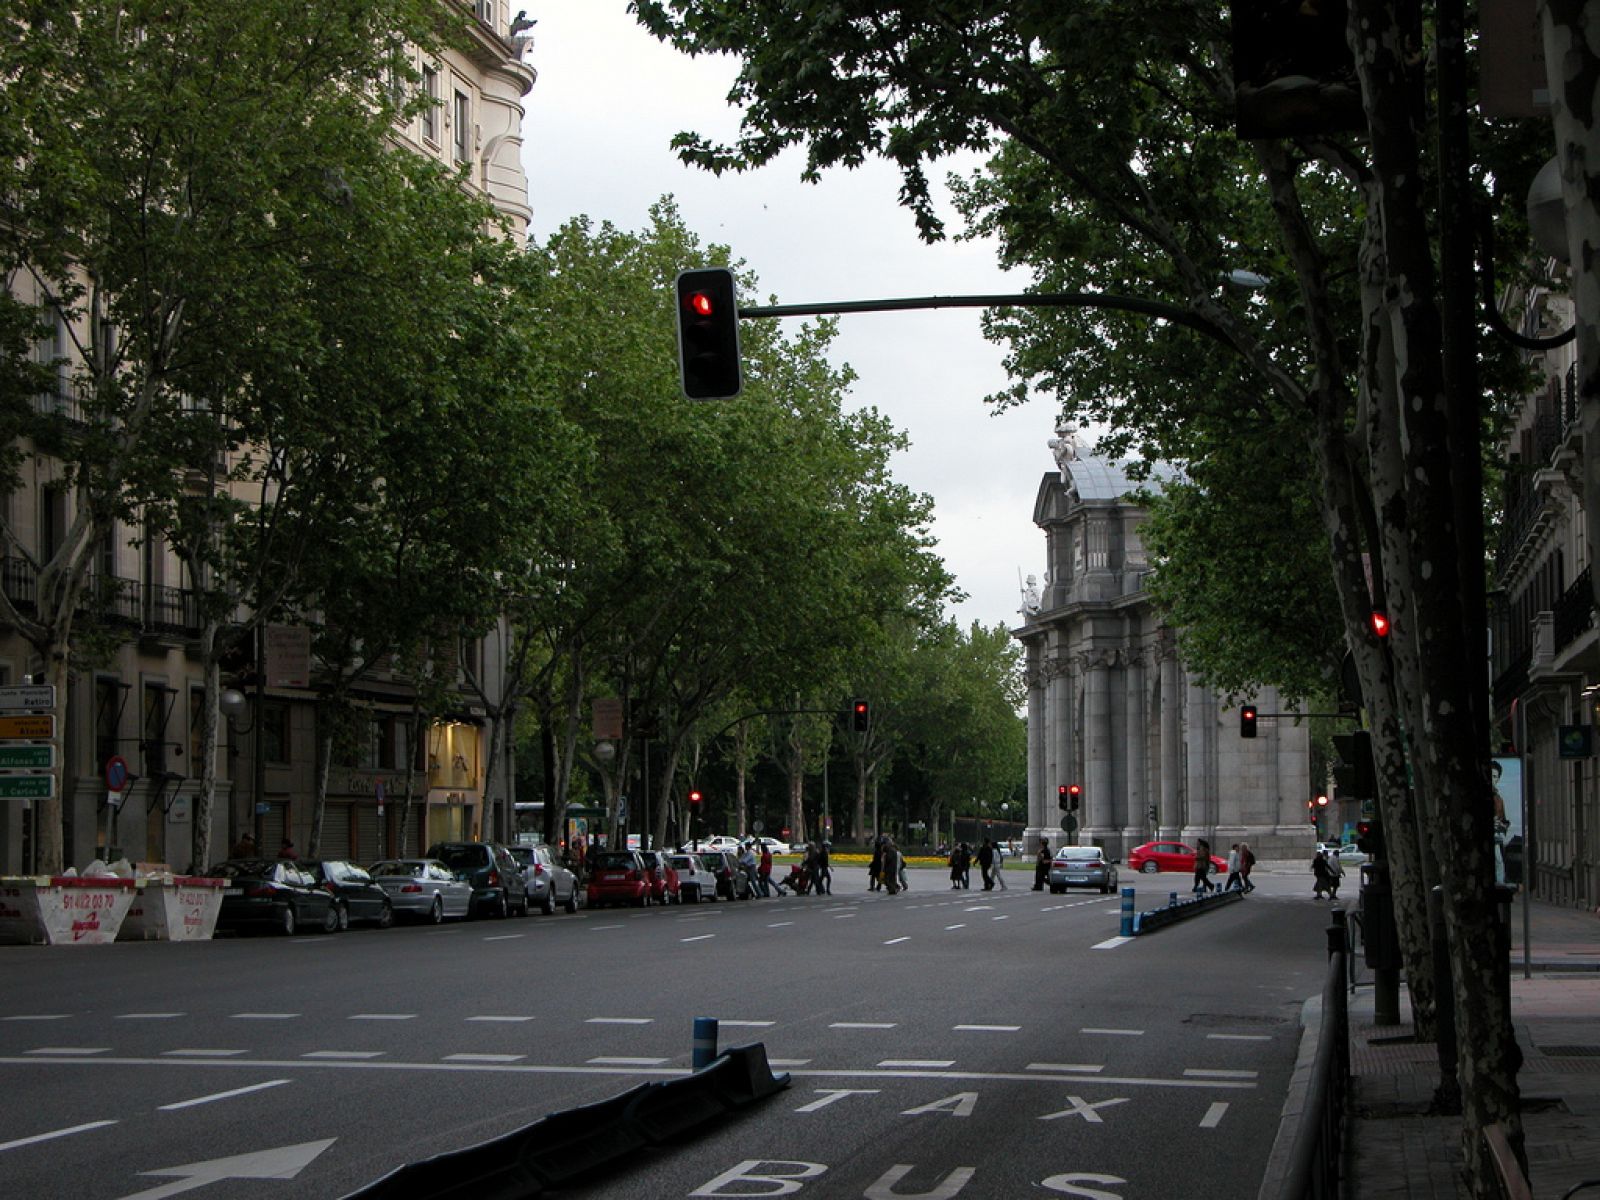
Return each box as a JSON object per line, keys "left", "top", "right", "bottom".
{"left": 1067, "top": 783, "right": 1082, "bottom": 812}
{"left": 688, "top": 789, "right": 703, "bottom": 807}
{"left": 852, "top": 698, "right": 869, "bottom": 732}
{"left": 1315, "top": 793, "right": 1329, "bottom": 807}
{"left": 1369, "top": 611, "right": 1390, "bottom": 638}
{"left": 675, "top": 267, "right": 742, "bottom": 400}
{"left": 1057, "top": 784, "right": 1069, "bottom": 810}
{"left": 1240, "top": 704, "right": 1258, "bottom": 738}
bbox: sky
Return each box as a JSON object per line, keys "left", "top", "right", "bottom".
{"left": 518, "top": 6, "right": 1055, "bottom": 634}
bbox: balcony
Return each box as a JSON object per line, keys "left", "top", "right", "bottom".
{"left": 0, "top": 556, "right": 200, "bottom": 640}
{"left": 1555, "top": 566, "right": 1596, "bottom": 653}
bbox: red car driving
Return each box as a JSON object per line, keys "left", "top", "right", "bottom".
{"left": 1127, "top": 841, "right": 1229, "bottom": 876}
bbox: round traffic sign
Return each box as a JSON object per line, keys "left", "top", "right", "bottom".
{"left": 105, "top": 755, "right": 129, "bottom": 793}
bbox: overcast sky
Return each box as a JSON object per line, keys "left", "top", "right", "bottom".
{"left": 518, "top": 6, "right": 1055, "bottom": 634}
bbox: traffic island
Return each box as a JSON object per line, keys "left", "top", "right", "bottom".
{"left": 1121, "top": 884, "right": 1244, "bottom": 935}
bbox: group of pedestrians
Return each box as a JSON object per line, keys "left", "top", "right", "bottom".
{"left": 736, "top": 838, "right": 833, "bottom": 896}
{"left": 868, "top": 835, "right": 908, "bottom": 894}
{"left": 1191, "top": 837, "right": 1258, "bottom": 895}
{"left": 946, "top": 838, "right": 1009, "bottom": 890}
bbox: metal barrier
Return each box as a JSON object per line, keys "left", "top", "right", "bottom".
{"left": 1273, "top": 925, "right": 1349, "bottom": 1200}
{"left": 1131, "top": 884, "right": 1244, "bottom": 934}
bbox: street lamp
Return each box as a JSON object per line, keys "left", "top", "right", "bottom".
{"left": 219, "top": 688, "right": 252, "bottom": 851}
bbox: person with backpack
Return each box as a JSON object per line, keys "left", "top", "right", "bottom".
{"left": 1239, "top": 842, "right": 1256, "bottom": 892}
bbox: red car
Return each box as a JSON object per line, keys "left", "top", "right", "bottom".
{"left": 637, "top": 850, "right": 681, "bottom": 905}
{"left": 586, "top": 850, "right": 653, "bottom": 908}
{"left": 1128, "top": 841, "right": 1229, "bottom": 876}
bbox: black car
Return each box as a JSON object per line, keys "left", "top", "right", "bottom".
{"left": 211, "top": 859, "right": 339, "bottom": 936}
{"left": 301, "top": 859, "right": 393, "bottom": 930}
{"left": 425, "top": 841, "right": 529, "bottom": 918}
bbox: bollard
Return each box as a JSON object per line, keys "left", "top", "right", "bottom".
{"left": 1169, "top": 891, "right": 1178, "bottom": 907}
{"left": 692, "top": 1017, "right": 719, "bottom": 1071}
{"left": 1120, "top": 887, "right": 1135, "bottom": 936}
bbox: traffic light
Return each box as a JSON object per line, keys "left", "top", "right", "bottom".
{"left": 1315, "top": 793, "right": 1329, "bottom": 807}
{"left": 1332, "top": 730, "right": 1377, "bottom": 798}
{"left": 1068, "top": 783, "right": 1082, "bottom": 812}
{"left": 1058, "top": 784, "right": 1069, "bottom": 810}
{"left": 1356, "top": 818, "right": 1385, "bottom": 857}
{"left": 688, "top": 789, "right": 703, "bottom": 808}
{"left": 1369, "top": 610, "right": 1391, "bottom": 638}
{"left": 675, "top": 267, "right": 742, "bottom": 399}
{"left": 852, "top": 698, "right": 869, "bottom": 732}
{"left": 1240, "top": 704, "right": 1258, "bottom": 738}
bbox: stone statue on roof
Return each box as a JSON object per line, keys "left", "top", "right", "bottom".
{"left": 1048, "top": 420, "right": 1079, "bottom": 477}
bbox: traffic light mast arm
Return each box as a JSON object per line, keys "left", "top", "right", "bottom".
{"left": 737, "top": 291, "right": 1231, "bottom": 346}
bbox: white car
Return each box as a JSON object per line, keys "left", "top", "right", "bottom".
{"left": 755, "top": 837, "right": 792, "bottom": 856}
{"left": 668, "top": 852, "right": 720, "bottom": 903}
{"left": 680, "top": 835, "right": 742, "bottom": 855}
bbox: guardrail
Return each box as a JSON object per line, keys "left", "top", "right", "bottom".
{"left": 1127, "top": 884, "right": 1244, "bottom": 934}
{"left": 1271, "top": 924, "right": 1349, "bottom": 1200}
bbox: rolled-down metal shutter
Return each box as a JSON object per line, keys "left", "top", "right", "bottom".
{"left": 319, "top": 803, "right": 352, "bottom": 859}
{"left": 260, "top": 802, "right": 286, "bottom": 853}
{"left": 355, "top": 803, "right": 381, "bottom": 865}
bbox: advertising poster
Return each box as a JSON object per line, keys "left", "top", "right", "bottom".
{"left": 1491, "top": 755, "right": 1524, "bottom": 886}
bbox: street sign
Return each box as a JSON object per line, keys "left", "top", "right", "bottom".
{"left": 1060, "top": 815, "right": 1078, "bottom": 833}
{"left": 0, "top": 715, "right": 53, "bottom": 739}
{"left": 105, "top": 754, "right": 129, "bottom": 792}
{"left": 0, "top": 684, "right": 54, "bottom": 710}
{"left": 0, "top": 775, "right": 53, "bottom": 798}
{"left": 0, "top": 745, "right": 53, "bottom": 770}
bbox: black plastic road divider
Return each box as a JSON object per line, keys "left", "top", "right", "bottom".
{"left": 1133, "top": 886, "right": 1244, "bottom": 934}
{"left": 341, "top": 1043, "right": 791, "bottom": 1200}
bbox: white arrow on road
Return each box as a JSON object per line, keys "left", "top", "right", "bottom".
{"left": 114, "top": 1139, "right": 335, "bottom": 1200}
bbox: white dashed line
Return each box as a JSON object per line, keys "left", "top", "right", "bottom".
{"left": 303, "top": 1051, "right": 384, "bottom": 1059}
{"left": 482, "top": 934, "right": 524, "bottom": 942}
{"left": 445, "top": 1053, "right": 527, "bottom": 1064}
{"left": 993, "top": 915, "right": 1010, "bottom": 921}
{"left": 1027, "top": 1062, "right": 1104, "bottom": 1073}
{"left": 590, "top": 924, "right": 623, "bottom": 931}
{"left": 2, "top": 1014, "right": 69, "bottom": 1021}
{"left": 830, "top": 1022, "right": 896, "bottom": 1030}
{"left": 0, "top": 1120, "right": 118, "bottom": 1153}
{"left": 1092, "top": 936, "right": 1134, "bottom": 950}
{"left": 681, "top": 934, "right": 716, "bottom": 943}
{"left": 768, "top": 1058, "right": 812, "bottom": 1067}
{"left": 1082, "top": 1028, "right": 1144, "bottom": 1036}
{"left": 1207, "top": 1033, "right": 1272, "bottom": 1042}
{"left": 467, "top": 1016, "right": 536, "bottom": 1023}
{"left": 964, "top": 906, "right": 994, "bottom": 912}
{"left": 25, "top": 1047, "right": 107, "bottom": 1056}
{"left": 878, "top": 1059, "right": 955, "bottom": 1069}
{"left": 833, "top": 913, "right": 856, "bottom": 919}
{"left": 158, "top": 1080, "right": 290, "bottom": 1110}
{"left": 954, "top": 1024, "right": 1020, "bottom": 1033}
{"left": 231, "top": 1012, "right": 299, "bottom": 1020}
{"left": 1200, "top": 1101, "right": 1229, "bottom": 1128}
{"left": 883, "top": 937, "right": 910, "bottom": 945}
{"left": 1184, "top": 1068, "right": 1258, "bottom": 1079}
{"left": 586, "top": 1017, "right": 653, "bottom": 1025}
{"left": 162, "top": 1049, "right": 248, "bottom": 1058}
{"left": 768, "top": 922, "right": 794, "bottom": 928}
{"left": 588, "top": 1056, "right": 669, "bottom": 1066}
{"left": 116, "top": 1013, "right": 183, "bottom": 1020}
{"left": 717, "top": 1021, "right": 775, "bottom": 1028}
{"left": 350, "top": 1014, "right": 417, "bottom": 1021}
{"left": 945, "top": 924, "right": 966, "bottom": 930}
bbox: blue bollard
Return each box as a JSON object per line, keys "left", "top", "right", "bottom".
{"left": 692, "top": 1016, "right": 719, "bottom": 1071}
{"left": 1120, "top": 887, "right": 1135, "bottom": 936}
{"left": 1169, "top": 891, "right": 1178, "bottom": 907}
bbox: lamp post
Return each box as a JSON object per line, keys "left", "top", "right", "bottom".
{"left": 219, "top": 687, "right": 249, "bottom": 853}
{"left": 595, "top": 740, "right": 615, "bottom": 849}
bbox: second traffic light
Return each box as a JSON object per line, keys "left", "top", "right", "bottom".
{"left": 1240, "top": 704, "right": 1258, "bottom": 738}
{"left": 852, "top": 698, "right": 870, "bottom": 732}
{"left": 675, "top": 267, "right": 742, "bottom": 400}
{"left": 1058, "top": 783, "right": 1082, "bottom": 812}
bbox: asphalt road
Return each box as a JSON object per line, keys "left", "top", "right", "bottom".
{"left": 0, "top": 865, "right": 1336, "bottom": 1200}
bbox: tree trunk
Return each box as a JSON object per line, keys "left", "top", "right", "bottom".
{"left": 309, "top": 727, "right": 332, "bottom": 859}
{"left": 854, "top": 760, "right": 868, "bottom": 843}
{"left": 190, "top": 623, "right": 221, "bottom": 874}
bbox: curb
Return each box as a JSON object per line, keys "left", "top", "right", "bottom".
{"left": 1255, "top": 992, "right": 1324, "bottom": 1200}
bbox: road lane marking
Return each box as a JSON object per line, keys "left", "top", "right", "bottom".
{"left": 586, "top": 1017, "right": 653, "bottom": 1025}
{"left": 231, "top": 1013, "right": 298, "bottom": 1020}
{"left": 1206, "top": 1033, "right": 1272, "bottom": 1041}
{"left": 768, "top": 1058, "right": 812, "bottom": 1067}
{"left": 302, "top": 1051, "right": 384, "bottom": 1059}
{"left": 116, "top": 1013, "right": 183, "bottom": 1020}
{"left": 589, "top": 924, "right": 623, "bottom": 931}
{"left": 350, "top": 1014, "right": 416, "bottom": 1021}
{"left": 883, "top": 937, "right": 910, "bottom": 945}
{"left": 2, "top": 1014, "right": 70, "bottom": 1021}
{"left": 1091, "top": 936, "right": 1133, "bottom": 950}
{"left": 945, "top": 924, "right": 966, "bottom": 930}
{"left": 963, "top": 906, "right": 994, "bottom": 912}
{"left": 1184, "top": 1068, "right": 1258, "bottom": 1079}
{"left": 681, "top": 934, "right": 716, "bottom": 942}
{"left": 588, "top": 1056, "right": 669, "bottom": 1066}
{"left": 833, "top": 913, "right": 856, "bottom": 919}
{"left": 445, "top": 1054, "right": 526, "bottom": 1063}
{"left": 158, "top": 1080, "right": 290, "bottom": 1110}
{"left": 830, "top": 1022, "right": 896, "bottom": 1029}
{"left": 1039, "top": 1095, "right": 1130, "bottom": 1123}
{"left": 1082, "top": 1028, "right": 1143, "bottom": 1036}
{"left": 717, "top": 1020, "right": 775, "bottom": 1028}
{"left": 878, "top": 1059, "right": 955, "bottom": 1068}
{"left": 954, "top": 1025, "right": 1021, "bottom": 1033}
{"left": 467, "top": 1016, "right": 536, "bottom": 1023}
{"left": 1200, "top": 1101, "right": 1230, "bottom": 1128}
{"left": 768, "top": 921, "right": 794, "bottom": 928}
{"left": 162, "top": 1049, "right": 248, "bottom": 1058}
{"left": 482, "top": 934, "right": 523, "bottom": 942}
{"left": 25, "top": 1047, "right": 107, "bottom": 1055}
{"left": 1027, "top": 1062, "right": 1104, "bottom": 1073}
{"left": 993, "top": 915, "right": 1010, "bottom": 921}
{"left": 0, "top": 1120, "right": 118, "bottom": 1153}
{"left": 795, "top": 1088, "right": 879, "bottom": 1112}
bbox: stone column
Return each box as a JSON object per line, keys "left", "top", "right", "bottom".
{"left": 1085, "top": 650, "right": 1113, "bottom": 846}
{"left": 1123, "top": 649, "right": 1147, "bottom": 859}
{"left": 1159, "top": 650, "right": 1182, "bottom": 837}
{"left": 1182, "top": 675, "right": 1213, "bottom": 842}
{"left": 1025, "top": 640, "right": 1046, "bottom": 837}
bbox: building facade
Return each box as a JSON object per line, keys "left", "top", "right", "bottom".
{"left": 0, "top": 2, "right": 536, "bottom": 874}
{"left": 1014, "top": 436, "right": 1315, "bottom": 863}
{"left": 1489, "top": 273, "right": 1599, "bottom": 911}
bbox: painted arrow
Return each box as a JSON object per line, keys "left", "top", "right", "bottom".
{"left": 114, "top": 1139, "right": 335, "bottom": 1200}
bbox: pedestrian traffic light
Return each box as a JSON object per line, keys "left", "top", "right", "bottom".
{"left": 1058, "top": 784, "right": 1069, "bottom": 810}
{"left": 1356, "top": 818, "right": 1385, "bottom": 857}
{"left": 852, "top": 698, "right": 869, "bottom": 732}
{"left": 1068, "top": 783, "right": 1082, "bottom": 812}
{"left": 1240, "top": 704, "right": 1258, "bottom": 738}
{"left": 675, "top": 267, "right": 742, "bottom": 400}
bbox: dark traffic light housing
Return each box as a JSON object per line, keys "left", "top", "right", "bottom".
{"left": 675, "top": 267, "right": 742, "bottom": 400}
{"left": 1356, "top": 818, "right": 1385, "bottom": 858}
{"left": 1057, "top": 784, "right": 1069, "bottom": 810}
{"left": 1067, "top": 783, "right": 1082, "bottom": 812}
{"left": 688, "top": 789, "right": 703, "bottom": 807}
{"left": 852, "top": 699, "right": 869, "bottom": 732}
{"left": 1240, "top": 704, "right": 1258, "bottom": 738}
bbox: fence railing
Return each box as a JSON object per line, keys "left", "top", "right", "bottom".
{"left": 1273, "top": 923, "right": 1349, "bottom": 1200}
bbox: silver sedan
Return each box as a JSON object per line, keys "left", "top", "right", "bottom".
{"left": 368, "top": 859, "right": 474, "bottom": 924}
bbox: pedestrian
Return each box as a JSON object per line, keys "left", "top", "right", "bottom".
{"left": 882, "top": 837, "right": 902, "bottom": 895}
{"left": 958, "top": 842, "right": 972, "bottom": 889}
{"left": 229, "top": 832, "right": 257, "bottom": 859}
{"left": 993, "top": 840, "right": 1008, "bottom": 890}
{"left": 758, "top": 843, "right": 774, "bottom": 897}
{"left": 977, "top": 838, "right": 996, "bottom": 890}
{"left": 738, "top": 841, "right": 761, "bottom": 898}
{"left": 277, "top": 838, "right": 298, "bottom": 861}
{"left": 948, "top": 843, "right": 964, "bottom": 890}
{"left": 1033, "top": 839, "right": 1051, "bottom": 890}
{"left": 1225, "top": 843, "right": 1242, "bottom": 891}
{"left": 1311, "top": 846, "right": 1333, "bottom": 900}
{"left": 898, "top": 843, "right": 910, "bottom": 893}
{"left": 869, "top": 836, "right": 884, "bottom": 892}
{"left": 1192, "top": 837, "right": 1213, "bottom": 895}
{"left": 1240, "top": 841, "right": 1256, "bottom": 892}
{"left": 1324, "top": 848, "right": 1344, "bottom": 901}
{"left": 816, "top": 842, "right": 832, "bottom": 895}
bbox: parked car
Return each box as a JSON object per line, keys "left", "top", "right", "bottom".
{"left": 1048, "top": 846, "right": 1119, "bottom": 894}
{"left": 701, "top": 849, "right": 755, "bottom": 900}
{"left": 1127, "top": 841, "right": 1229, "bottom": 876}
{"left": 509, "top": 844, "right": 580, "bottom": 915}
{"left": 299, "top": 859, "right": 393, "bottom": 930}
{"left": 668, "top": 852, "right": 719, "bottom": 903}
{"left": 425, "top": 842, "right": 529, "bottom": 918}
{"left": 212, "top": 859, "right": 339, "bottom": 936}
{"left": 637, "top": 849, "right": 681, "bottom": 905}
{"left": 587, "top": 850, "right": 653, "bottom": 908}
{"left": 368, "top": 859, "right": 474, "bottom": 924}
{"left": 754, "top": 837, "right": 792, "bottom": 856}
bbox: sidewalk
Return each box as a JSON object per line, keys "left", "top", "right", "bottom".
{"left": 1344, "top": 898, "right": 1600, "bottom": 1199}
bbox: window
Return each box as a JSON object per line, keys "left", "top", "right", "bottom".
{"left": 261, "top": 701, "right": 289, "bottom": 765}
{"left": 474, "top": 0, "right": 495, "bottom": 25}
{"left": 453, "top": 89, "right": 472, "bottom": 163}
{"left": 95, "top": 677, "right": 122, "bottom": 775}
{"left": 420, "top": 66, "right": 439, "bottom": 143}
